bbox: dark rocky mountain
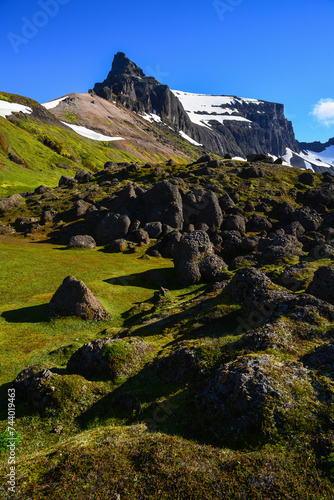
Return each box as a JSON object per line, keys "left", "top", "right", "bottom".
{"left": 93, "top": 52, "right": 300, "bottom": 158}
{"left": 299, "top": 137, "right": 334, "bottom": 153}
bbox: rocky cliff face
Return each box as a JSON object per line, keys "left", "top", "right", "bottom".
{"left": 93, "top": 53, "right": 300, "bottom": 158}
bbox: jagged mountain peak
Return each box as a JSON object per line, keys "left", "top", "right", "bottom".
{"left": 92, "top": 53, "right": 299, "bottom": 159}
{"left": 110, "top": 52, "right": 146, "bottom": 78}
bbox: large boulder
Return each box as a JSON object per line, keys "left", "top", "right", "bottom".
{"left": 258, "top": 234, "right": 303, "bottom": 260}
{"left": 48, "top": 276, "right": 111, "bottom": 321}
{"left": 221, "top": 230, "right": 243, "bottom": 258}
{"left": 292, "top": 207, "right": 323, "bottom": 232}
{"left": 68, "top": 235, "right": 96, "bottom": 249}
{"left": 182, "top": 189, "right": 223, "bottom": 231}
{"left": 195, "top": 355, "right": 314, "bottom": 435}
{"left": 0, "top": 193, "right": 24, "bottom": 214}
{"left": 224, "top": 267, "right": 334, "bottom": 326}
{"left": 66, "top": 337, "right": 152, "bottom": 380}
{"left": 96, "top": 212, "right": 131, "bottom": 246}
{"left": 173, "top": 231, "right": 227, "bottom": 285}
{"left": 145, "top": 221, "right": 163, "bottom": 239}
{"left": 246, "top": 214, "right": 272, "bottom": 233}
{"left": 143, "top": 181, "right": 183, "bottom": 229}
{"left": 225, "top": 215, "right": 246, "bottom": 235}
{"left": 12, "top": 366, "right": 58, "bottom": 409}
{"left": 307, "top": 266, "right": 334, "bottom": 304}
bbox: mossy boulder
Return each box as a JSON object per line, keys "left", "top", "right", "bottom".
{"left": 196, "top": 355, "right": 317, "bottom": 437}
{"left": 66, "top": 337, "right": 153, "bottom": 380}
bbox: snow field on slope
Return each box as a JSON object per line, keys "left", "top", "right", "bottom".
{"left": 61, "top": 122, "right": 124, "bottom": 141}
{"left": 0, "top": 100, "right": 32, "bottom": 119}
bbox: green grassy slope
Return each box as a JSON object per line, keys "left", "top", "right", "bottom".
{"left": 1, "top": 158, "right": 334, "bottom": 498}
{"left": 0, "top": 92, "right": 204, "bottom": 197}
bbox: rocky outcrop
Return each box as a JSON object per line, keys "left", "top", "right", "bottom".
{"left": 195, "top": 355, "right": 314, "bottom": 435}
{"left": 93, "top": 52, "right": 300, "bottom": 158}
{"left": 173, "top": 231, "right": 227, "bottom": 285}
{"left": 48, "top": 276, "right": 111, "bottom": 321}
{"left": 67, "top": 337, "right": 152, "bottom": 380}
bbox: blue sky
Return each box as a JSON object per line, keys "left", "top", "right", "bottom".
{"left": 1, "top": 0, "right": 334, "bottom": 143}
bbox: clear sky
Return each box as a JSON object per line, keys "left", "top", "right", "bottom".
{"left": 1, "top": 0, "right": 334, "bottom": 143}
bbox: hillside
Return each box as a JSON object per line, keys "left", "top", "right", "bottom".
{"left": 1, "top": 156, "right": 334, "bottom": 498}
{"left": 0, "top": 91, "right": 203, "bottom": 197}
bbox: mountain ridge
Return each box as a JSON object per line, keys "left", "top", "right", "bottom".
{"left": 93, "top": 52, "right": 300, "bottom": 159}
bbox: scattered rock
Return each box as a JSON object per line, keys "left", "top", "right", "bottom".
{"left": 68, "top": 235, "right": 97, "bottom": 249}
{"left": 67, "top": 337, "right": 152, "bottom": 379}
{"left": 0, "top": 193, "right": 24, "bottom": 214}
{"left": 96, "top": 212, "right": 131, "bottom": 246}
{"left": 48, "top": 276, "right": 111, "bottom": 321}
{"left": 196, "top": 355, "right": 313, "bottom": 435}
{"left": 12, "top": 366, "right": 58, "bottom": 409}
{"left": 59, "top": 175, "right": 77, "bottom": 188}
{"left": 308, "top": 266, "right": 334, "bottom": 304}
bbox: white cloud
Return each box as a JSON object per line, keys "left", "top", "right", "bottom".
{"left": 311, "top": 98, "right": 334, "bottom": 126}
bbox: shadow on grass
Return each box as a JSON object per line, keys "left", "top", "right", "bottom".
{"left": 104, "top": 267, "right": 186, "bottom": 291}
{"left": 1, "top": 303, "right": 48, "bottom": 323}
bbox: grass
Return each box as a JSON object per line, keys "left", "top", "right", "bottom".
{"left": 0, "top": 237, "right": 203, "bottom": 386}
{"left": 1, "top": 158, "right": 334, "bottom": 498}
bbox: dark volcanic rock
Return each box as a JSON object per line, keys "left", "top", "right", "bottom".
{"left": 75, "top": 169, "right": 93, "bottom": 183}
{"left": 292, "top": 207, "right": 323, "bottom": 232}
{"left": 145, "top": 221, "right": 163, "bottom": 238}
{"left": 246, "top": 214, "right": 272, "bottom": 232}
{"left": 153, "top": 342, "right": 203, "bottom": 383}
{"left": 198, "top": 253, "right": 228, "bottom": 282}
{"left": 196, "top": 355, "right": 312, "bottom": 434}
{"left": 59, "top": 175, "right": 77, "bottom": 188}
{"left": 299, "top": 171, "right": 315, "bottom": 186}
{"left": 12, "top": 366, "right": 58, "bottom": 408}
{"left": 68, "top": 235, "right": 96, "bottom": 249}
{"left": 143, "top": 181, "right": 183, "bottom": 229}
{"left": 66, "top": 337, "right": 152, "bottom": 379}
{"left": 174, "top": 231, "right": 226, "bottom": 285}
{"left": 93, "top": 52, "right": 299, "bottom": 159}
{"left": 309, "top": 244, "right": 334, "bottom": 260}
{"left": 48, "top": 276, "right": 111, "bottom": 321}
{"left": 278, "top": 263, "right": 308, "bottom": 291}
{"left": 225, "top": 215, "right": 246, "bottom": 235}
{"left": 219, "top": 193, "right": 235, "bottom": 212}
{"left": 0, "top": 194, "right": 24, "bottom": 214}
{"left": 182, "top": 189, "right": 223, "bottom": 231}
{"left": 96, "top": 212, "right": 131, "bottom": 246}
{"left": 308, "top": 266, "right": 334, "bottom": 304}
{"left": 224, "top": 267, "right": 334, "bottom": 326}
{"left": 258, "top": 234, "right": 303, "bottom": 260}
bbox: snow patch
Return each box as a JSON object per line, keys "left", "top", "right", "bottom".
{"left": 61, "top": 122, "right": 124, "bottom": 141}
{"left": 172, "top": 90, "right": 253, "bottom": 128}
{"left": 305, "top": 145, "right": 334, "bottom": 166}
{"left": 0, "top": 100, "right": 32, "bottom": 119}
{"left": 282, "top": 148, "right": 294, "bottom": 166}
{"left": 141, "top": 113, "right": 162, "bottom": 123}
{"left": 42, "top": 96, "right": 69, "bottom": 110}
{"left": 179, "top": 131, "right": 202, "bottom": 147}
